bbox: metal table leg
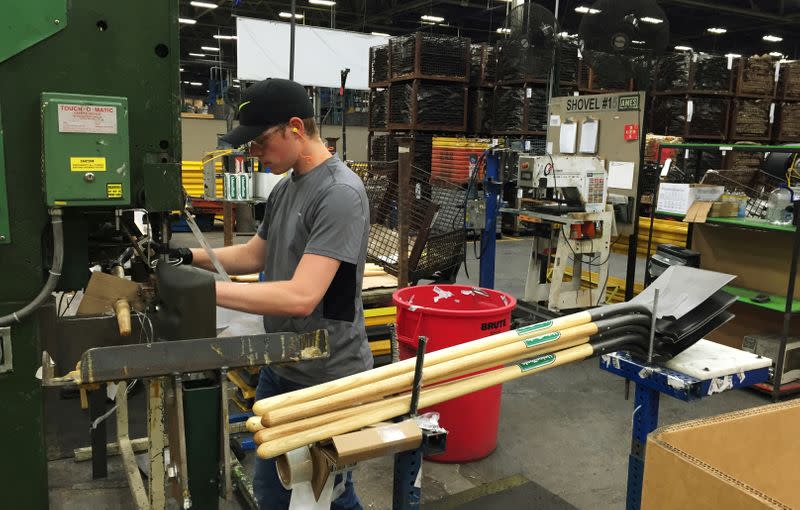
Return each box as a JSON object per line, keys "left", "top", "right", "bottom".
{"left": 626, "top": 383, "right": 660, "bottom": 510}
{"left": 393, "top": 447, "right": 423, "bottom": 510}
{"left": 89, "top": 387, "right": 108, "bottom": 479}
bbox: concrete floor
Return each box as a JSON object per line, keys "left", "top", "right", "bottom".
{"left": 48, "top": 231, "right": 767, "bottom": 509}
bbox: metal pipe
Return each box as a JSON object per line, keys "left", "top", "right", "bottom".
{"left": 0, "top": 208, "right": 63, "bottom": 326}
{"left": 774, "top": 207, "right": 800, "bottom": 400}
{"left": 648, "top": 289, "right": 660, "bottom": 363}
{"left": 289, "top": 0, "right": 296, "bottom": 80}
{"left": 409, "top": 336, "right": 427, "bottom": 416}
{"left": 397, "top": 138, "right": 412, "bottom": 287}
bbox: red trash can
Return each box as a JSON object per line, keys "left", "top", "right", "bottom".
{"left": 393, "top": 284, "right": 516, "bottom": 463}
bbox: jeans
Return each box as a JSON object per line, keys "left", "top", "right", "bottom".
{"left": 253, "top": 367, "right": 363, "bottom": 510}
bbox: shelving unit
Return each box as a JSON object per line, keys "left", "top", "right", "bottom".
{"left": 636, "top": 142, "right": 800, "bottom": 400}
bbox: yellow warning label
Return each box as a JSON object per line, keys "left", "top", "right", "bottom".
{"left": 70, "top": 157, "right": 107, "bottom": 172}
{"left": 106, "top": 183, "right": 123, "bottom": 199}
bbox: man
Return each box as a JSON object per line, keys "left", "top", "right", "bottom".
{"left": 174, "top": 78, "right": 370, "bottom": 510}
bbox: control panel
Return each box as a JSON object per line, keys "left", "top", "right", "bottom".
{"left": 41, "top": 92, "right": 130, "bottom": 206}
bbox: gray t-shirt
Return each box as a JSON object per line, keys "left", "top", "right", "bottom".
{"left": 257, "top": 156, "right": 373, "bottom": 386}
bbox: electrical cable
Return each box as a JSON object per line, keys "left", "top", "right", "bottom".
{"left": 89, "top": 379, "right": 139, "bottom": 431}
{"left": 0, "top": 209, "right": 63, "bottom": 326}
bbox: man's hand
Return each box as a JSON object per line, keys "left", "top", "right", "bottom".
{"left": 149, "top": 241, "right": 194, "bottom": 265}
{"left": 170, "top": 247, "right": 194, "bottom": 265}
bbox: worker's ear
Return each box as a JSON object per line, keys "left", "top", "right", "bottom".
{"left": 287, "top": 117, "right": 305, "bottom": 136}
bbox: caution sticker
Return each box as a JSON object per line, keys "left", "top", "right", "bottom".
{"left": 106, "top": 183, "right": 123, "bottom": 199}
{"left": 70, "top": 157, "right": 107, "bottom": 172}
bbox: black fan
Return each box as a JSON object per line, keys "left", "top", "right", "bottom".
{"left": 497, "top": 2, "right": 559, "bottom": 82}
{"left": 578, "top": 0, "right": 670, "bottom": 90}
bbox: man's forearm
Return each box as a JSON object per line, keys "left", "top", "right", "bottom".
{"left": 191, "top": 244, "right": 263, "bottom": 275}
{"left": 215, "top": 281, "right": 315, "bottom": 317}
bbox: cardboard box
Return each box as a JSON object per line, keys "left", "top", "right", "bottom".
{"left": 692, "top": 224, "right": 800, "bottom": 300}
{"left": 276, "top": 420, "right": 423, "bottom": 500}
{"left": 642, "top": 400, "right": 800, "bottom": 509}
{"left": 656, "top": 183, "right": 725, "bottom": 215}
{"left": 709, "top": 200, "right": 741, "bottom": 218}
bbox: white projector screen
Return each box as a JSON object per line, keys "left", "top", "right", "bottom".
{"left": 236, "top": 17, "right": 389, "bottom": 90}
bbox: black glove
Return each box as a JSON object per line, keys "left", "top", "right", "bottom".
{"left": 170, "top": 247, "right": 194, "bottom": 265}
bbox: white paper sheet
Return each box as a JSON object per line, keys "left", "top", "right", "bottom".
{"left": 579, "top": 119, "right": 599, "bottom": 153}
{"left": 607, "top": 161, "right": 635, "bottom": 190}
{"left": 549, "top": 115, "right": 561, "bottom": 127}
{"left": 546, "top": 141, "right": 553, "bottom": 154}
{"left": 660, "top": 158, "right": 672, "bottom": 177}
{"left": 559, "top": 122, "right": 577, "bottom": 154}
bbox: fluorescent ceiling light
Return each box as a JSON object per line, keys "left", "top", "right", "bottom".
{"left": 201, "top": 46, "right": 220, "bottom": 51}
{"left": 497, "top": 27, "right": 511, "bottom": 34}
{"left": 674, "top": 45, "right": 692, "bottom": 51}
{"left": 279, "top": 12, "right": 304, "bottom": 19}
{"left": 213, "top": 34, "right": 237, "bottom": 40}
{"left": 178, "top": 18, "right": 197, "bottom": 24}
{"left": 420, "top": 15, "right": 445, "bottom": 22}
{"left": 707, "top": 27, "right": 727, "bottom": 34}
{"left": 769, "top": 51, "right": 784, "bottom": 57}
{"left": 575, "top": 6, "right": 600, "bottom": 14}
{"left": 231, "top": 84, "right": 240, "bottom": 88}
{"left": 724, "top": 53, "right": 742, "bottom": 58}
{"left": 190, "top": 1, "right": 218, "bottom": 8}
{"left": 763, "top": 35, "right": 783, "bottom": 42}
{"left": 631, "top": 40, "right": 645, "bottom": 45}
{"left": 309, "top": 0, "right": 336, "bottom": 5}
{"left": 189, "top": 82, "right": 203, "bottom": 86}
{"left": 371, "top": 32, "right": 390, "bottom": 37}
{"left": 641, "top": 16, "right": 663, "bottom": 24}
{"left": 233, "top": 79, "right": 240, "bottom": 83}
{"left": 188, "top": 52, "right": 206, "bottom": 57}
{"left": 180, "top": 67, "right": 185, "bottom": 71}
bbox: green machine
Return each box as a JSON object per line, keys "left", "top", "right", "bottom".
{"left": 0, "top": 4, "right": 328, "bottom": 508}
{"left": 0, "top": 2, "right": 181, "bottom": 507}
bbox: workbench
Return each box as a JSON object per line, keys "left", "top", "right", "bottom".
{"left": 600, "top": 340, "right": 772, "bottom": 510}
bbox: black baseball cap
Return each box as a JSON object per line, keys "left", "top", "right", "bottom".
{"left": 221, "top": 78, "right": 314, "bottom": 147}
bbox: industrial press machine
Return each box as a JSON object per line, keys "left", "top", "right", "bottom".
{"left": 0, "top": 3, "right": 328, "bottom": 509}
{"left": 495, "top": 91, "right": 647, "bottom": 312}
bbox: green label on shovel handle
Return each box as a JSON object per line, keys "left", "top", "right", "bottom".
{"left": 516, "top": 320, "right": 553, "bottom": 336}
{"left": 518, "top": 354, "right": 556, "bottom": 372}
{"left": 523, "top": 331, "right": 560, "bottom": 348}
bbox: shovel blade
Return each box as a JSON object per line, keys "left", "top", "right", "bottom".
{"left": 630, "top": 266, "right": 735, "bottom": 320}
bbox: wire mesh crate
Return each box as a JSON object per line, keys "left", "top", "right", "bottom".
{"left": 654, "top": 52, "right": 734, "bottom": 95}
{"left": 492, "top": 85, "right": 548, "bottom": 135}
{"left": 777, "top": 60, "right": 800, "bottom": 100}
{"left": 470, "top": 43, "right": 497, "bottom": 87}
{"left": 735, "top": 55, "right": 776, "bottom": 98}
{"left": 389, "top": 33, "right": 470, "bottom": 83}
{"left": 368, "top": 88, "right": 388, "bottom": 130}
{"left": 725, "top": 150, "right": 764, "bottom": 171}
{"left": 578, "top": 52, "right": 636, "bottom": 93}
{"left": 559, "top": 40, "right": 579, "bottom": 85}
{"left": 468, "top": 88, "right": 493, "bottom": 134}
{"left": 651, "top": 96, "right": 731, "bottom": 140}
{"left": 388, "top": 81, "right": 467, "bottom": 132}
{"left": 700, "top": 169, "right": 786, "bottom": 219}
{"left": 729, "top": 98, "right": 773, "bottom": 141}
{"left": 368, "top": 133, "right": 434, "bottom": 173}
{"left": 370, "top": 44, "right": 390, "bottom": 87}
{"left": 774, "top": 101, "right": 800, "bottom": 142}
{"left": 496, "top": 41, "right": 553, "bottom": 85}
{"left": 368, "top": 133, "right": 398, "bottom": 163}
{"left": 349, "top": 160, "right": 467, "bottom": 283}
